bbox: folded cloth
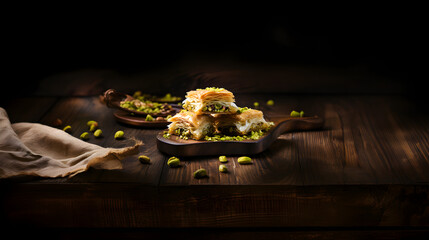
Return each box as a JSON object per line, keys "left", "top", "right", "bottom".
{"left": 0, "top": 107, "right": 142, "bottom": 178}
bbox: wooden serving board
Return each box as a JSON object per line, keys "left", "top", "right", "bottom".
{"left": 114, "top": 110, "right": 171, "bottom": 128}
{"left": 156, "top": 116, "right": 324, "bottom": 156}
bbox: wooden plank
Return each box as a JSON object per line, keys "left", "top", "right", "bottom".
{"left": 1, "top": 97, "right": 58, "bottom": 123}
{"left": 334, "top": 96, "right": 429, "bottom": 184}
{"left": 155, "top": 185, "right": 429, "bottom": 228}
{"left": 3, "top": 227, "right": 429, "bottom": 240}
{"left": 3, "top": 184, "right": 428, "bottom": 228}
{"left": 383, "top": 98, "right": 429, "bottom": 184}
{"left": 291, "top": 96, "right": 346, "bottom": 185}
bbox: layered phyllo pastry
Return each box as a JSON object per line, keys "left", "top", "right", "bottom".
{"left": 215, "top": 108, "right": 274, "bottom": 135}
{"left": 167, "top": 110, "right": 215, "bottom": 140}
{"left": 182, "top": 87, "right": 239, "bottom": 115}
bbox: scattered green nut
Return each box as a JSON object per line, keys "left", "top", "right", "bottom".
{"left": 193, "top": 168, "right": 208, "bottom": 179}
{"left": 89, "top": 124, "right": 98, "bottom": 132}
{"left": 145, "top": 114, "right": 154, "bottom": 121}
{"left": 93, "top": 129, "right": 102, "bottom": 138}
{"left": 219, "top": 164, "right": 228, "bottom": 173}
{"left": 80, "top": 132, "right": 89, "bottom": 140}
{"left": 290, "top": 110, "right": 300, "bottom": 117}
{"left": 300, "top": 110, "right": 305, "bottom": 117}
{"left": 138, "top": 155, "right": 151, "bottom": 164}
{"left": 219, "top": 156, "right": 228, "bottom": 163}
{"left": 238, "top": 156, "right": 252, "bottom": 165}
{"left": 167, "top": 156, "right": 180, "bottom": 168}
{"left": 63, "top": 125, "right": 72, "bottom": 133}
{"left": 253, "top": 102, "right": 259, "bottom": 108}
{"left": 114, "top": 130, "right": 124, "bottom": 139}
{"left": 87, "top": 120, "right": 98, "bottom": 127}
{"left": 267, "top": 99, "right": 274, "bottom": 106}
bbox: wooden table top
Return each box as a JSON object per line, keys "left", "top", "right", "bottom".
{"left": 1, "top": 93, "right": 429, "bottom": 234}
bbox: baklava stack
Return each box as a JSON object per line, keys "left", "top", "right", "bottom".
{"left": 167, "top": 87, "right": 272, "bottom": 140}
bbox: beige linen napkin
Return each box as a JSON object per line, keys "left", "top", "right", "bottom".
{"left": 0, "top": 107, "right": 142, "bottom": 178}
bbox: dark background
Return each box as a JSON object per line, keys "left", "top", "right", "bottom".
{"left": 3, "top": 10, "right": 426, "bottom": 102}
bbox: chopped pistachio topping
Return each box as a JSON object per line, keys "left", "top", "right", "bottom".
{"left": 132, "top": 92, "right": 181, "bottom": 102}
{"left": 203, "top": 103, "right": 229, "bottom": 113}
{"left": 163, "top": 131, "right": 171, "bottom": 139}
{"left": 237, "top": 107, "right": 250, "bottom": 113}
{"left": 120, "top": 99, "right": 167, "bottom": 114}
{"left": 203, "top": 129, "right": 269, "bottom": 142}
{"left": 196, "top": 87, "right": 225, "bottom": 91}
{"left": 145, "top": 114, "right": 154, "bottom": 121}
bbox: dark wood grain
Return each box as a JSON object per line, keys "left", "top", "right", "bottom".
{"left": 1, "top": 97, "right": 58, "bottom": 123}
{"left": 2, "top": 184, "right": 429, "bottom": 228}
{"left": 2, "top": 94, "right": 429, "bottom": 233}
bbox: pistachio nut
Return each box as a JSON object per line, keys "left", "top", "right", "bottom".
{"left": 219, "top": 155, "right": 228, "bottom": 163}
{"left": 93, "top": 129, "right": 102, "bottom": 138}
{"left": 237, "top": 156, "right": 252, "bottom": 165}
{"left": 87, "top": 120, "right": 98, "bottom": 127}
{"left": 114, "top": 130, "right": 124, "bottom": 139}
{"left": 167, "top": 156, "right": 180, "bottom": 168}
{"left": 80, "top": 132, "right": 89, "bottom": 140}
{"left": 193, "top": 168, "right": 208, "bottom": 179}
{"left": 139, "top": 155, "right": 151, "bottom": 164}
{"left": 219, "top": 164, "right": 228, "bottom": 173}
{"left": 63, "top": 125, "right": 72, "bottom": 133}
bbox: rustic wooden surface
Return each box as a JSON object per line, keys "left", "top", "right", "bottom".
{"left": 1, "top": 94, "right": 429, "bottom": 237}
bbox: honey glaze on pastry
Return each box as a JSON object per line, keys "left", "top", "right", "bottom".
{"left": 167, "top": 110, "right": 215, "bottom": 140}
{"left": 182, "top": 87, "right": 239, "bottom": 115}
{"left": 215, "top": 108, "right": 274, "bottom": 135}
